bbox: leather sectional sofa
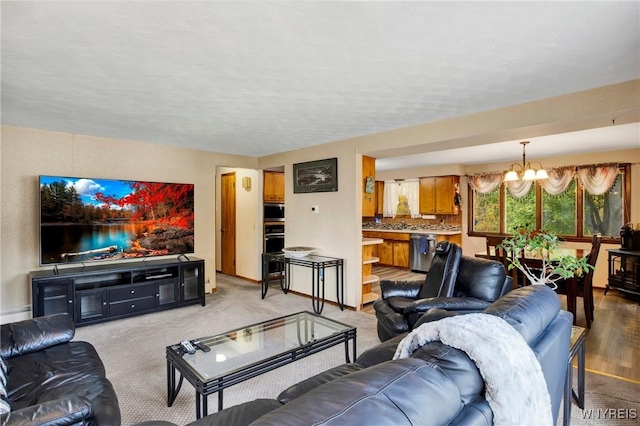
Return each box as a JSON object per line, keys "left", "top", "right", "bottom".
{"left": 145, "top": 284, "right": 571, "bottom": 426}
{"left": 0, "top": 313, "right": 121, "bottom": 425}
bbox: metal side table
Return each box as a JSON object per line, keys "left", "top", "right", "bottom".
{"left": 261, "top": 252, "right": 344, "bottom": 314}
{"left": 563, "top": 325, "right": 587, "bottom": 426}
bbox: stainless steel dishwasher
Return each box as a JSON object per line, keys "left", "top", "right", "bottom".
{"left": 410, "top": 233, "right": 437, "bottom": 273}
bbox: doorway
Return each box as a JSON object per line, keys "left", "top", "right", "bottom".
{"left": 221, "top": 172, "right": 236, "bottom": 276}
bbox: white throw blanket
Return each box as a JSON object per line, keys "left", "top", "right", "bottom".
{"left": 394, "top": 313, "right": 553, "bottom": 426}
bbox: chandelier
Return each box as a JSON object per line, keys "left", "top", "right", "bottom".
{"left": 503, "top": 141, "right": 549, "bottom": 182}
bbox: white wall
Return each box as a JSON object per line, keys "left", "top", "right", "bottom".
{"left": 0, "top": 125, "right": 256, "bottom": 321}
{"left": 260, "top": 141, "right": 363, "bottom": 308}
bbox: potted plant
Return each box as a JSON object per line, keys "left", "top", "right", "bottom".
{"left": 498, "top": 228, "right": 593, "bottom": 289}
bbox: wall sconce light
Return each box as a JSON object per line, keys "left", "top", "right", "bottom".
{"left": 242, "top": 176, "right": 252, "bottom": 190}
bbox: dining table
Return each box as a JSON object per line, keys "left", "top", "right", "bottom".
{"left": 476, "top": 247, "right": 587, "bottom": 324}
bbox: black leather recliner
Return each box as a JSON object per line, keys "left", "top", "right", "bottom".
{"left": 373, "top": 241, "right": 462, "bottom": 341}
{"left": 0, "top": 314, "right": 121, "bottom": 425}
{"left": 374, "top": 245, "right": 513, "bottom": 341}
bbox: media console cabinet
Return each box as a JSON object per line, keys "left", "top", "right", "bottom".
{"left": 30, "top": 257, "right": 205, "bottom": 326}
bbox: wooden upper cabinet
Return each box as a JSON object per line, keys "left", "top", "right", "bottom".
{"left": 264, "top": 171, "right": 285, "bottom": 202}
{"left": 420, "top": 175, "right": 460, "bottom": 215}
{"left": 362, "top": 156, "right": 376, "bottom": 217}
{"left": 375, "top": 181, "right": 384, "bottom": 215}
{"left": 419, "top": 177, "right": 437, "bottom": 214}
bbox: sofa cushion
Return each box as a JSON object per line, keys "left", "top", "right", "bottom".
{"left": 186, "top": 399, "right": 282, "bottom": 426}
{"left": 6, "top": 341, "right": 106, "bottom": 406}
{"left": 5, "top": 341, "right": 120, "bottom": 425}
{"left": 1, "top": 314, "right": 74, "bottom": 358}
{"left": 484, "top": 285, "right": 561, "bottom": 344}
{"left": 356, "top": 333, "right": 406, "bottom": 367}
{"left": 1, "top": 396, "right": 93, "bottom": 425}
{"left": 409, "top": 341, "right": 484, "bottom": 405}
{"left": 252, "top": 359, "right": 464, "bottom": 426}
{"left": 277, "top": 363, "right": 365, "bottom": 404}
{"left": 454, "top": 256, "right": 507, "bottom": 302}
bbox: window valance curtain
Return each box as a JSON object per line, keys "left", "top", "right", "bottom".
{"left": 468, "top": 173, "right": 502, "bottom": 195}
{"left": 577, "top": 165, "right": 620, "bottom": 195}
{"left": 402, "top": 179, "right": 421, "bottom": 218}
{"left": 467, "top": 164, "right": 620, "bottom": 198}
{"left": 383, "top": 181, "right": 399, "bottom": 218}
{"left": 505, "top": 180, "right": 533, "bottom": 198}
{"left": 539, "top": 167, "right": 575, "bottom": 195}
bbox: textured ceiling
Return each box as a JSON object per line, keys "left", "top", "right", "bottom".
{"left": 2, "top": 1, "right": 639, "bottom": 158}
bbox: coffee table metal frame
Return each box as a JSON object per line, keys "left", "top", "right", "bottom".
{"left": 261, "top": 252, "right": 344, "bottom": 314}
{"left": 563, "top": 325, "right": 587, "bottom": 426}
{"left": 166, "top": 311, "right": 356, "bottom": 419}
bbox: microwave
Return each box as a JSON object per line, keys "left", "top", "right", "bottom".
{"left": 264, "top": 203, "right": 285, "bottom": 221}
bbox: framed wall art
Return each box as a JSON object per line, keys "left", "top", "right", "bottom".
{"left": 293, "top": 158, "right": 338, "bottom": 193}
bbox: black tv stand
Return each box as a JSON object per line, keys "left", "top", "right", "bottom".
{"left": 177, "top": 253, "right": 190, "bottom": 261}
{"left": 31, "top": 257, "right": 205, "bottom": 327}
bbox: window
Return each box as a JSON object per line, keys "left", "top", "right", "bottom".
{"left": 472, "top": 190, "right": 500, "bottom": 233}
{"left": 383, "top": 180, "right": 421, "bottom": 218}
{"left": 506, "top": 183, "right": 536, "bottom": 232}
{"left": 542, "top": 179, "right": 576, "bottom": 235}
{"left": 584, "top": 175, "right": 623, "bottom": 237}
{"left": 468, "top": 164, "right": 630, "bottom": 242}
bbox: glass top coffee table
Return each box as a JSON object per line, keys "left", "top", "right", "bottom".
{"left": 166, "top": 311, "right": 357, "bottom": 419}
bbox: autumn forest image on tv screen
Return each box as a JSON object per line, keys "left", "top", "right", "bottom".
{"left": 39, "top": 176, "right": 194, "bottom": 265}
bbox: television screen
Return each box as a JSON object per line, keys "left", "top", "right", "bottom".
{"left": 39, "top": 175, "right": 194, "bottom": 265}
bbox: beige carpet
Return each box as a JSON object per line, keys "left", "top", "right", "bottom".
{"left": 75, "top": 274, "right": 380, "bottom": 425}
{"left": 74, "top": 274, "right": 640, "bottom": 425}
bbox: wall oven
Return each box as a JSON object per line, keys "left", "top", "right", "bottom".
{"left": 264, "top": 223, "right": 285, "bottom": 275}
{"left": 264, "top": 203, "right": 285, "bottom": 222}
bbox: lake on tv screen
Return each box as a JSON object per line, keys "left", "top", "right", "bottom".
{"left": 39, "top": 177, "right": 195, "bottom": 264}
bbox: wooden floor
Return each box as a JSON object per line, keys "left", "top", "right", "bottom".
{"left": 364, "top": 265, "right": 640, "bottom": 382}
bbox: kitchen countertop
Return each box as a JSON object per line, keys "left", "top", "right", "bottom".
{"left": 362, "top": 227, "right": 462, "bottom": 236}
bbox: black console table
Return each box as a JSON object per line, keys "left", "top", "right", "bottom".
{"left": 261, "top": 253, "right": 344, "bottom": 314}
{"left": 31, "top": 257, "right": 205, "bottom": 326}
{"left": 605, "top": 249, "right": 640, "bottom": 296}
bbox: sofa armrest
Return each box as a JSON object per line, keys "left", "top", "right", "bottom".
{"left": 407, "top": 297, "right": 492, "bottom": 314}
{"left": 379, "top": 279, "right": 423, "bottom": 299}
{"left": 0, "top": 314, "right": 75, "bottom": 358}
{"left": 0, "top": 396, "right": 92, "bottom": 426}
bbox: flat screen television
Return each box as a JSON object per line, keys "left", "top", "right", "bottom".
{"left": 39, "top": 175, "right": 194, "bottom": 265}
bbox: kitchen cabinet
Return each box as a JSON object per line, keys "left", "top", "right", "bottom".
{"left": 419, "top": 176, "right": 460, "bottom": 215}
{"left": 264, "top": 171, "right": 285, "bottom": 202}
{"left": 363, "top": 232, "right": 409, "bottom": 268}
{"left": 362, "top": 156, "right": 376, "bottom": 217}
{"left": 437, "top": 233, "right": 462, "bottom": 246}
{"left": 375, "top": 181, "right": 385, "bottom": 215}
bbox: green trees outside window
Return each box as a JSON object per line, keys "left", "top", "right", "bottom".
{"left": 542, "top": 180, "right": 576, "bottom": 235}
{"left": 473, "top": 190, "right": 500, "bottom": 233}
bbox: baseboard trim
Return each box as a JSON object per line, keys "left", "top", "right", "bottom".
{"left": 0, "top": 306, "right": 31, "bottom": 324}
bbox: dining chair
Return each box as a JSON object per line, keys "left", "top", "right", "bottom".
{"left": 486, "top": 235, "right": 525, "bottom": 288}
{"left": 578, "top": 234, "right": 601, "bottom": 327}
{"left": 555, "top": 234, "right": 601, "bottom": 328}
{"left": 485, "top": 235, "right": 505, "bottom": 256}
